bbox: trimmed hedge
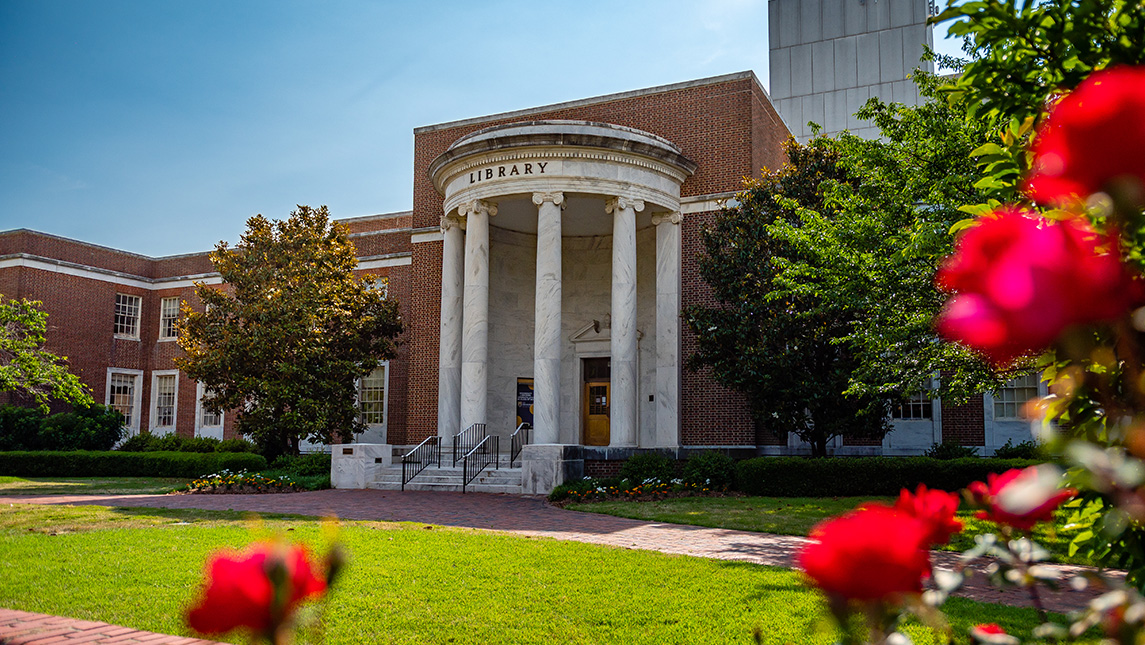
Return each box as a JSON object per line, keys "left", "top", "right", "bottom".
{"left": 734, "top": 456, "right": 1043, "bottom": 497}
{"left": 0, "top": 450, "right": 267, "bottom": 478}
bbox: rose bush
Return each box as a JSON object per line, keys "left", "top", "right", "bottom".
{"left": 967, "top": 466, "right": 1077, "bottom": 532}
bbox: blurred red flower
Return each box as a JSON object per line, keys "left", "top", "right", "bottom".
{"left": 893, "top": 484, "right": 963, "bottom": 546}
{"left": 186, "top": 541, "right": 327, "bottom": 636}
{"left": 935, "top": 207, "right": 1139, "bottom": 365}
{"left": 1026, "top": 66, "right": 1145, "bottom": 204}
{"left": 798, "top": 505, "right": 931, "bottom": 602}
{"left": 970, "top": 623, "right": 1019, "bottom": 644}
{"left": 968, "top": 466, "right": 1076, "bottom": 531}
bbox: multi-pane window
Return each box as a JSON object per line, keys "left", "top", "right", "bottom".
{"left": 108, "top": 373, "right": 138, "bottom": 428}
{"left": 200, "top": 388, "right": 222, "bottom": 428}
{"left": 114, "top": 294, "right": 141, "bottom": 338}
{"left": 994, "top": 373, "right": 1041, "bottom": 420}
{"left": 359, "top": 365, "right": 387, "bottom": 425}
{"left": 893, "top": 393, "right": 933, "bottom": 420}
{"left": 154, "top": 374, "right": 177, "bottom": 428}
{"left": 159, "top": 297, "right": 179, "bottom": 339}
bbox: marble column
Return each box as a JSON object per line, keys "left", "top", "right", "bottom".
{"left": 437, "top": 212, "right": 465, "bottom": 439}
{"left": 605, "top": 196, "right": 643, "bottom": 447}
{"left": 459, "top": 199, "right": 496, "bottom": 432}
{"left": 532, "top": 192, "right": 564, "bottom": 444}
{"left": 653, "top": 211, "right": 681, "bottom": 448}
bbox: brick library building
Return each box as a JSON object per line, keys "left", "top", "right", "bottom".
{"left": 0, "top": 67, "right": 1042, "bottom": 492}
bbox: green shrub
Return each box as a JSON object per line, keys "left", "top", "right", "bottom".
{"left": 117, "top": 434, "right": 161, "bottom": 452}
{"left": 216, "top": 438, "right": 258, "bottom": 453}
{"left": 0, "top": 450, "right": 267, "bottom": 478}
{"left": 733, "top": 456, "right": 1042, "bottom": 497}
{"left": 179, "top": 437, "right": 221, "bottom": 453}
{"left": 0, "top": 404, "right": 122, "bottom": 451}
{"left": 924, "top": 440, "right": 980, "bottom": 460}
{"left": 0, "top": 405, "right": 46, "bottom": 451}
{"left": 682, "top": 452, "right": 736, "bottom": 490}
{"left": 269, "top": 453, "right": 331, "bottom": 476}
{"left": 37, "top": 405, "right": 124, "bottom": 451}
{"left": 992, "top": 439, "right": 1041, "bottom": 459}
{"left": 619, "top": 452, "right": 675, "bottom": 484}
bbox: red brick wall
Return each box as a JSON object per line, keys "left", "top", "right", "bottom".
{"left": 942, "top": 395, "right": 986, "bottom": 446}
{"left": 405, "top": 240, "right": 443, "bottom": 444}
{"left": 679, "top": 209, "right": 760, "bottom": 446}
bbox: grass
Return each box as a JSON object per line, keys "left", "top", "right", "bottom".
{"left": 0, "top": 476, "right": 189, "bottom": 496}
{"left": 566, "top": 496, "right": 1093, "bottom": 566}
{"left": 0, "top": 503, "right": 1093, "bottom": 644}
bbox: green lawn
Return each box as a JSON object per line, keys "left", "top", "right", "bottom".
{"left": 566, "top": 496, "right": 1092, "bottom": 565}
{"left": 0, "top": 476, "right": 189, "bottom": 496}
{"left": 0, "top": 504, "right": 1089, "bottom": 644}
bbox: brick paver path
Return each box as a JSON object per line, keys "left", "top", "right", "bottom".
{"left": 1, "top": 488, "right": 1124, "bottom": 639}
{"left": 0, "top": 608, "right": 227, "bottom": 644}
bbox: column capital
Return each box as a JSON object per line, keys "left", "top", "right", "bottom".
{"left": 458, "top": 199, "right": 498, "bottom": 219}
{"left": 531, "top": 191, "right": 565, "bottom": 207}
{"left": 440, "top": 213, "right": 465, "bottom": 233}
{"left": 651, "top": 211, "right": 682, "bottom": 226}
{"left": 604, "top": 196, "right": 645, "bottom": 214}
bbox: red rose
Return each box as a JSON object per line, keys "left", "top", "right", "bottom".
{"left": 893, "top": 484, "right": 963, "bottom": 546}
{"left": 186, "top": 542, "right": 327, "bottom": 636}
{"left": 968, "top": 466, "right": 1076, "bottom": 531}
{"left": 935, "top": 207, "right": 1139, "bottom": 365}
{"left": 798, "top": 505, "right": 931, "bottom": 602}
{"left": 1026, "top": 66, "right": 1145, "bottom": 204}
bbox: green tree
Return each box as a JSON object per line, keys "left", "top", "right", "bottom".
{"left": 0, "top": 297, "right": 93, "bottom": 411}
{"left": 764, "top": 71, "right": 1010, "bottom": 403}
{"left": 684, "top": 140, "right": 893, "bottom": 457}
{"left": 176, "top": 205, "right": 403, "bottom": 458}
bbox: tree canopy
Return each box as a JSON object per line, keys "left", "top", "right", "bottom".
{"left": 176, "top": 205, "right": 403, "bottom": 458}
{"left": 684, "top": 140, "right": 893, "bottom": 457}
{"left": 0, "top": 297, "right": 92, "bottom": 411}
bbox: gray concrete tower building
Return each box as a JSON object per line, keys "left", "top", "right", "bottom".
{"left": 769, "top": 0, "right": 936, "bottom": 141}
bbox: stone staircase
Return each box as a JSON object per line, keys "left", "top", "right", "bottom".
{"left": 370, "top": 458, "right": 523, "bottom": 494}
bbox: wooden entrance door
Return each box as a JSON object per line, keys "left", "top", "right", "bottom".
{"left": 583, "top": 382, "right": 610, "bottom": 446}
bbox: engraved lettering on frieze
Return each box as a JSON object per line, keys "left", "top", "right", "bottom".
{"left": 469, "top": 161, "right": 549, "bottom": 184}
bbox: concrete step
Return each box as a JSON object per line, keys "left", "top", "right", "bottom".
{"left": 371, "top": 464, "right": 522, "bottom": 494}
{"left": 368, "top": 480, "right": 522, "bottom": 494}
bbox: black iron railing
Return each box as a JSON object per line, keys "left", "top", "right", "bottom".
{"left": 401, "top": 436, "right": 440, "bottom": 490}
{"left": 510, "top": 422, "right": 530, "bottom": 467}
{"left": 462, "top": 434, "right": 499, "bottom": 494}
{"left": 453, "top": 423, "right": 486, "bottom": 467}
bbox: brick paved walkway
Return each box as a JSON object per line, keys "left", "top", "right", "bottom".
{"left": 0, "top": 488, "right": 1125, "bottom": 641}
{"left": 0, "top": 608, "right": 227, "bottom": 644}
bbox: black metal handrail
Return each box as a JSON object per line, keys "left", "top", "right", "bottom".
{"left": 401, "top": 436, "right": 440, "bottom": 490}
{"left": 453, "top": 423, "right": 486, "bottom": 467}
{"left": 462, "top": 434, "right": 499, "bottom": 494}
{"left": 510, "top": 422, "right": 530, "bottom": 467}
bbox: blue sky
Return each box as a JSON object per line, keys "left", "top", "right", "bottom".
{"left": 0, "top": 1, "right": 963, "bottom": 257}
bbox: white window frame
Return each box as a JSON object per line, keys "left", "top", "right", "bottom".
{"left": 105, "top": 368, "right": 143, "bottom": 436}
{"left": 114, "top": 293, "right": 142, "bottom": 339}
{"left": 194, "top": 382, "right": 224, "bottom": 440}
{"left": 158, "top": 296, "right": 179, "bottom": 341}
{"left": 149, "top": 370, "right": 180, "bottom": 436}
{"left": 984, "top": 372, "right": 1049, "bottom": 453}
{"left": 355, "top": 361, "right": 389, "bottom": 443}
